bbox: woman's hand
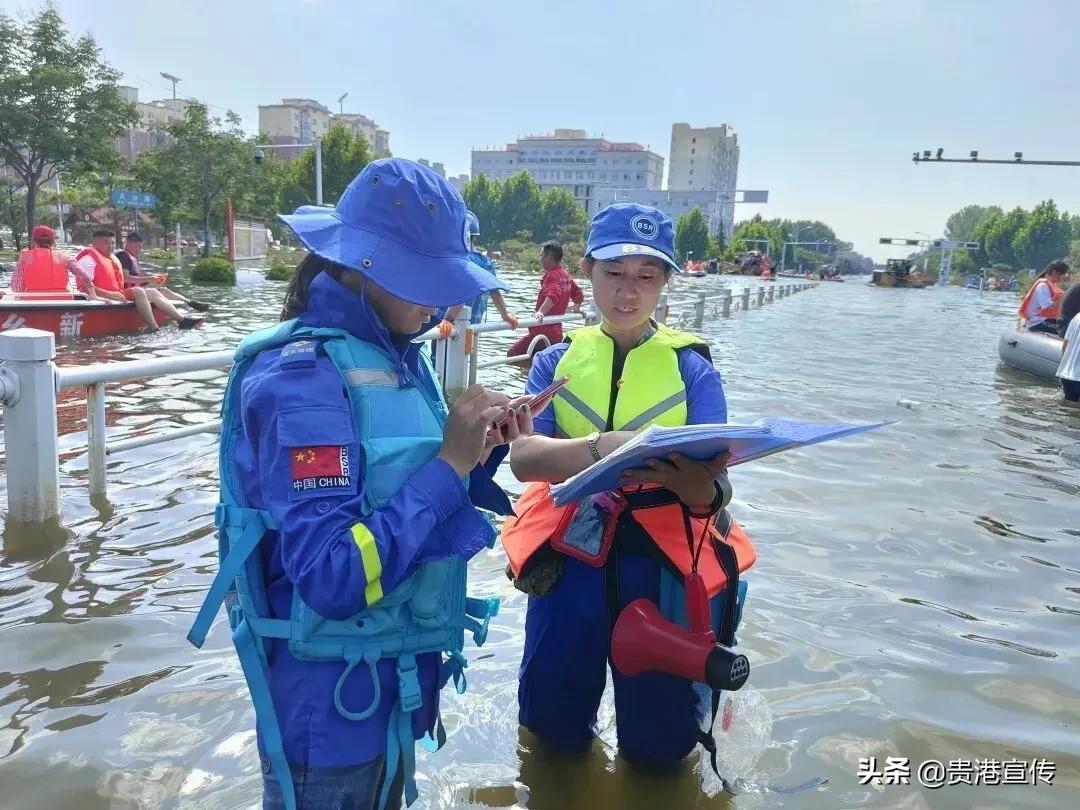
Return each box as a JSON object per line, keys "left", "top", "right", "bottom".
{"left": 439, "top": 385, "right": 512, "bottom": 477}
{"left": 620, "top": 452, "right": 730, "bottom": 508}
{"left": 480, "top": 395, "right": 535, "bottom": 464}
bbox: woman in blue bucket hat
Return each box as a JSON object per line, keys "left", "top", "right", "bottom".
{"left": 188, "top": 158, "right": 534, "bottom": 810}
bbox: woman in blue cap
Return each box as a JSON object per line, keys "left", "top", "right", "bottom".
{"left": 501, "top": 203, "right": 756, "bottom": 773}
{"left": 188, "top": 158, "right": 533, "bottom": 810}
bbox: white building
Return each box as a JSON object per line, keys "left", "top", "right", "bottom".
{"left": 334, "top": 113, "right": 390, "bottom": 155}
{"left": 448, "top": 174, "right": 469, "bottom": 194}
{"left": 258, "top": 98, "right": 333, "bottom": 161}
{"left": 471, "top": 129, "right": 663, "bottom": 215}
{"left": 259, "top": 99, "right": 390, "bottom": 160}
{"left": 667, "top": 123, "right": 739, "bottom": 239}
{"left": 593, "top": 188, "right": 735, "bottom": 240}
{"left": 416, "top": 159, "right": 446, "bottom": 178}
{"left": 114, "top": 86, "right": 193, "bottom": 161}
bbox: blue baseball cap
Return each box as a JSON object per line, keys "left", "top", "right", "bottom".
{"left": 585, "top": 203, "right": 680, "bottom": 273}
{"left": 279, "top": 158, "right": 508, "bottom": 308}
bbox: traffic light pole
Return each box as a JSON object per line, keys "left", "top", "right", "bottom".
{"left": 912, "top": 152, "right": 1080, "bottom": 167}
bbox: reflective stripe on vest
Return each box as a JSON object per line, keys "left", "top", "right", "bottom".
{"left": 552, "top": 323, "right": 697, "bottom": 437}
{"left": 20, "top": 248, "right": 69, "bottom": 292}
{"left": 76, "top": 247, "right": 125, "bottom": 292}
{"left": 189, "top": 319, "right": 498, "bottom": 810}
{"left": 501, "top": 322, "right": 756, "bottom": 597}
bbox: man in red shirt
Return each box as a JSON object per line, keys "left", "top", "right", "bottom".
{"left": 507, "top": 240, "right": 584, "bottom": 358}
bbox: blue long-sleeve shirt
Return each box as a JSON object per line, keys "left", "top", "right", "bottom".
{"left": 233, "top": 271, "right": 510, "bottom": 766}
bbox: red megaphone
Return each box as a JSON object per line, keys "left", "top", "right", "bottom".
{"left": 611, "top": 571, "right": 749, "bottom": 692}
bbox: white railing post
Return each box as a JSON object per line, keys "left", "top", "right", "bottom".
{"left": 0, "top": 328, "right": 61, "bottom": 523}
{"left": 693, "top": 292, "right": 706, "bottom": 328}
{"left": 721, "top": 288, "right": 732, "bottom": 317}
{"left": 766, "top": 286, "right": 775, "bottom": 303}
{"left": 437, "top": 306, "right": 471, "bottom": 401}
{"left": 655, "top": 292, "right": 669, "bottom": 324}
{"left": 87, "top": 382, "right": 107, "bottom": 496}
{"left": 742, "top": 287, "right": 751, "bottom": 310}
{"left": 467, "top": 328, "right": 480, "bottom": 387}
{"left": 756, "top": 287, "right": 766, "bottom": 307}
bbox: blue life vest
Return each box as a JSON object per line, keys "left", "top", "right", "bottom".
{"left": 188, "top": 319, "right": 500, "bottom": 810}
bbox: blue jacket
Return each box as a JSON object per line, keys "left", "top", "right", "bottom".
{"left": 234, "top": 271, "right": 510, "bottom": 766}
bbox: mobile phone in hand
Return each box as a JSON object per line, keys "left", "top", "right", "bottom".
{"left": 494, "top": 376, "right": 570, "bottom": 429}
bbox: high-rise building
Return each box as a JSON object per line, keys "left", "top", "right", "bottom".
{"left": 259, "top": 99, "right": 390, "bottom": 160}
{"left": 471, "top": 129, "right": 663, "bottom": 215}
{"left": 113, "top": 86, "right": 193, "bottom": 162}
{"left": 667, "top": 123, "right": 739, "bottom": 238}
{"left": 258, "top": 98, "right": 332, "bottom": 161}
{"left": 334, "top": 113, "right": 391, "bottom": 156}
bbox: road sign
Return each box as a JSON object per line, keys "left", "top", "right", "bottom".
{"left": 111, "top": 189, "right": 156, "bottom": 209}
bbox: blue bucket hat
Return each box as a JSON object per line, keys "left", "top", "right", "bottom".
{"left": 466, "top": 210, "right": 481, "bottom": 237}
{"left": 585, "top": 203, "right": 680, "bottom": 273}
{"left": 279, "top": 158, "right": 508, "bottom": 307}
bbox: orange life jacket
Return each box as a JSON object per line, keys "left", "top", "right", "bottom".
{"left": 502, "top": 481, "right": 756, "bottom": 597}
{"left": 17, "top": 247, "right": 69, "bottom": 292}
{"left": 1018, "top": 278, "right": 1064, "bottom": 322}
{"left": 76, "top": 247, "right": 125, "bottom": 293}
{"left": 499, "top": 324, "right": 757, "bottom": 598}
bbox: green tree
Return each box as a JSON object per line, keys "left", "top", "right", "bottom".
{"left": 945, "top": 204, "right": 1003, "bottom": 243}
{"left": 139, "top": 104, "right": 253, "bottom": 257}
{"left": 730, "top": 215, "right": 779, "bottom": 260}
{"left": 1011, "top": 199, "right": 1071, "bottom": 271}
{"left": 977, "top": 206, "right": 1027, "bottom": 269}
{"left": 675, "top": 207, "right": 710, "bottom": 262}
{"left": 282, "top": 123, "right": 371, "bottom": 209}
{"left": 1, "top": 178, "right": 27, "bottom": 249}
{"left": 134, "top": 148, "right": 188, "bottom": 238}
{"left": 494, "top": 171, "right": 542, "bottom": 243}
{"left": 462, "top": 174, "right": 501, "bottom": 242}
{"left": 0, "top": 6, "right": 137, "bottom": 240}
{"left": 538, "top": 187, "right": 587, "bottom": 243}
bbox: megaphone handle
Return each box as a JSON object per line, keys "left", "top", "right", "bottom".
{"left": 685, "top": 571, "right": 713, "bottom": 638}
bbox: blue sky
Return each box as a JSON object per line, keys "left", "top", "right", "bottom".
{"left": 6, "top": 0, "right": 1080, "bottom": 259}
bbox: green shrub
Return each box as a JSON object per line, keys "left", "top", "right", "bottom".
{"left": 191, "top": 256, "right": 236, "bottom": 284}
{"left": 265, "top": 263, "right": 293, "bottom": 281}
{"left": 144, "top": 248, "right": 174, "bottom": 261}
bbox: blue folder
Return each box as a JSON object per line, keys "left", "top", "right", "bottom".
{"left": 549, "top": 418, "right": 889, "bottom": 506}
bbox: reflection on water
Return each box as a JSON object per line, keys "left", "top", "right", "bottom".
{"left": 2, "top": 266, "right": 1079, "bottom": 809}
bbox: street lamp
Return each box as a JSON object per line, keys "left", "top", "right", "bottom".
{"left": 254, "top": 140, "right": 324, "bottom": 206}
{"left": 160, "top": 72, "right": 181, "bottom": 100}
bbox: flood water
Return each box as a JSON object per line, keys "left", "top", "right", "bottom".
{"left": 1, "top": 261, "right": 1078, "bottom": 809}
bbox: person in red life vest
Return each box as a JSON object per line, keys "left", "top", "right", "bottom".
{"left": 116, "top": 232, "right": 210, "bottom": 312}
{"left": 73, "top": 230, "right": 202, "bottom": 330}
{"left": 11, "top": 225, "right": 78, "bottom": 293}
{"left": 1018, "top": 260, "right": 1070, "bottom": 334}
{"left": 502, "top": 203, "right": 756, "bottom": 771}
{"left": 506, "top": 241, "right": 584, "bottom": 358}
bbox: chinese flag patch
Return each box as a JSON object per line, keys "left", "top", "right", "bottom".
{"left": 290, "top": 445, "right": 352, "bottom": 494}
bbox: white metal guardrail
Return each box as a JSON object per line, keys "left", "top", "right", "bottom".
{"left": 0, "top": 283, "right": 816, "bottom": 523}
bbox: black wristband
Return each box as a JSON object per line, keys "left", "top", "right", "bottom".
{"left": 686, "top": 481, "right": 724, "bottom": 518}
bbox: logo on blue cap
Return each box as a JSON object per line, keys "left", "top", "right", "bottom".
{"left": 630, "top": 214, "right": 659, "bottom": 241}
